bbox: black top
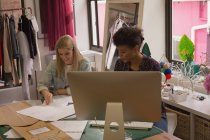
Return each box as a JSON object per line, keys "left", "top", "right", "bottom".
{"left": 20, "top": 15, "right": 37, "bottom": 59}
{"left": 114, "top": 55, "right": 160, "bottom": 71}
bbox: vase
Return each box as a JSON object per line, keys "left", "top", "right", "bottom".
{"left": 177, "top": 76, "right": 193, "bottom": 95}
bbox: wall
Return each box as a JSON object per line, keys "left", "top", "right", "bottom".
{"left": 74, "top": 0, "right": 90, "bottom": 51}
{"left": 142, "top": 0, "right": 165, "bottom": 61}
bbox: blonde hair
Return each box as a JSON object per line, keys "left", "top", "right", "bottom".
{"left": 55, "top": 35, "right": 84, "bottom": 77}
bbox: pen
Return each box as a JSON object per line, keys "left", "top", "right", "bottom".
{"left": 66, "top": 102, "right": 73, "bottom": 106}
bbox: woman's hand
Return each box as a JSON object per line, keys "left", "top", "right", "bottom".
{"left": 41, "top": 90, "right": 53, "bottom": 105}
{"left": 55, "top": 88, "right": 69, "bottom": 95}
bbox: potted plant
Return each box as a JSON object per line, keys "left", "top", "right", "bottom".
{"left": 178, "top": 34, "right": 194, "bottom": 63}
{"left": 178, "top": 34, "right": 200, "bottom": 75}
{"left": 178, "top": 35, "right": 197, "bottom": 94}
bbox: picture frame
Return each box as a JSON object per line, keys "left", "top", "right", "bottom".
{"left": 101, "top": 0, "right": 144, "bottom": 71}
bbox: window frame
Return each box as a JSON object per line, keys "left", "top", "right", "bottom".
{"left": 87, "top": 0, "right": 104, "bottom": 52}
{"left": 165, "top": 0, "right": 210, "bottom": 84}
{"left": 165, "top": 0, "right": 210, "bottom": 66}
{"left": 165, "top": 0, "right": 172, "bottom": 62}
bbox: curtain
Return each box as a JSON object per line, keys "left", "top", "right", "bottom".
{"left": 39, "top": 0, "right": 75, "bottom": 50}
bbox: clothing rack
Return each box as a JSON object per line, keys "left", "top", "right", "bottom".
{"left": 0, "top": 7, "right": 32, "bottom": 14}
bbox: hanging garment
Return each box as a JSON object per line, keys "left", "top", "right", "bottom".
{"left": 17, "top": 31, "right": 33, "bottom": 100}
{"left": 9, "top": 15, "right": 21, "bottom": 80}
{"left": 4, "top": 16, "right": 20, "bottom": 86}
{"left": 27, "top": 15, "right": 42, "bottom": 71}
{"left": 105, "top": 19, "right": 124, "bottom": 70}
{"left": 64, "top": 0, "right": 75, "bottom": 38}
{"left": 39, "top": 0, "right": 75, "bottom": 50}
{"left": 9, "top": 15, "right": 20, "bottom": 59}
{"left": 0, "top": 15, "right": 3, "bottom": 66}
{"left": 3, "top": 16, "right": 12, "bottom": 73}
{"left": 0, "top": 15, "right": 3, "bottom": 80}
{"left": 21, "top": 15, "right": 37, "bottom": 59}
{"left": 3, "top": 16, "right": 13, "bottom": 85}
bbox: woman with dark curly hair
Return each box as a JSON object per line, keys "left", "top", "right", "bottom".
{"left": 113, "top": 27, "right": 168, "bottom": 132}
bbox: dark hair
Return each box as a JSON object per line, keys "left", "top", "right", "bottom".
{"left": 113, "top": 27, "right": 144, "bottom": 48}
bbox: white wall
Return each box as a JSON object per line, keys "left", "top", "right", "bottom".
{"left": 74, "top": 0, "right": 90, "bottom": 51}
{"left": 142, "top": 0, "right": 165, "bottom": 61}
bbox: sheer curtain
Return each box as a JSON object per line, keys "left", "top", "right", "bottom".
{"left": 39, "top": 0, "right": 75, "bottom": 50}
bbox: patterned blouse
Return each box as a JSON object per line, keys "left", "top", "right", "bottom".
{"left": 114, "top": 55, "right": 160, "bottom": 71}
{"left": 114, "top": 55, "right": 166, "bottom": 117}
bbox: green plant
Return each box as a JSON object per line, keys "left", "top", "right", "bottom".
{"left": 178, "top": 34, "right": 195, "bottom": 61}
{"left": 142, "top": 42, "right": 151, "bottom": 57}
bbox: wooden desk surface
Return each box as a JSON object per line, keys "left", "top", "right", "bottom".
{"left": 0, "top": 98, "right": 181, "bottom": 140}
{"left": 144, "top": 132, "right": 181, "bottom": 140}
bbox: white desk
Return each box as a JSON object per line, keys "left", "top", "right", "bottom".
{"left": 162, "top": 92, "right": 210, "bottom": 140}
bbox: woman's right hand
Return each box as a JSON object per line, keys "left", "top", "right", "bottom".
{"left": 41, "top": 90, "right": 53, "bottom": 105}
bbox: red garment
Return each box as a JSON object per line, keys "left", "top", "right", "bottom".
{"left": 40, "top": 0, "right": 75, "bottom": 50}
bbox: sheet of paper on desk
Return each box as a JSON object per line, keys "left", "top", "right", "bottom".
{"left": 17, "top": 104, "right": 75, "bottom": 121}
{"left": 66, "top": 133, "right": 83, "bottom": 140}
{"left": 51, "top": 121, "right": 88, "bottom": 140}
{"left": 3, "top": 129, "right": 22, "bottom": 139}
{"left": 52, "top": 95, "right": 73, "bottom": 106}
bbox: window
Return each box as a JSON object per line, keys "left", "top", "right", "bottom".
{"left": 166, "top": 0, "right": 210, "bottom": 66}
{"left": 87, "top": 0, "right": 106, "bottom": 52}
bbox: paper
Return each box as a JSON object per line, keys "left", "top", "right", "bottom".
{"left": 29, "top": 127, "right": 50, "bottom": 135}
{"left": 12, "top": 121, "right": 73, "bottom": 140}
{"left": 51, "top": 95, "right": 73, "bottom": 106}
{"left": 66, "top": 133, "right": 83, "bottom": 140}
{"left": 4, "top": 129, "right": 22, "bottom": 138}
{"left": 51, "top": 121, "right": 87, "bottom": 140}
{"left": 17, "top": 104, "right": 75, "bottom": 121}
{"left": 17, "top": 96, "right": 75, "bottom": 121}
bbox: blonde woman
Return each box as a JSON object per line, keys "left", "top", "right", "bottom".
{"left": 37, "top": 35, "right": 91, "bottom": 104}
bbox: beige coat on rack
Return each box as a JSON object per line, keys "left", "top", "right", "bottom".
{"left": 3, "top": 15, "right": 19, "bottom": 86}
